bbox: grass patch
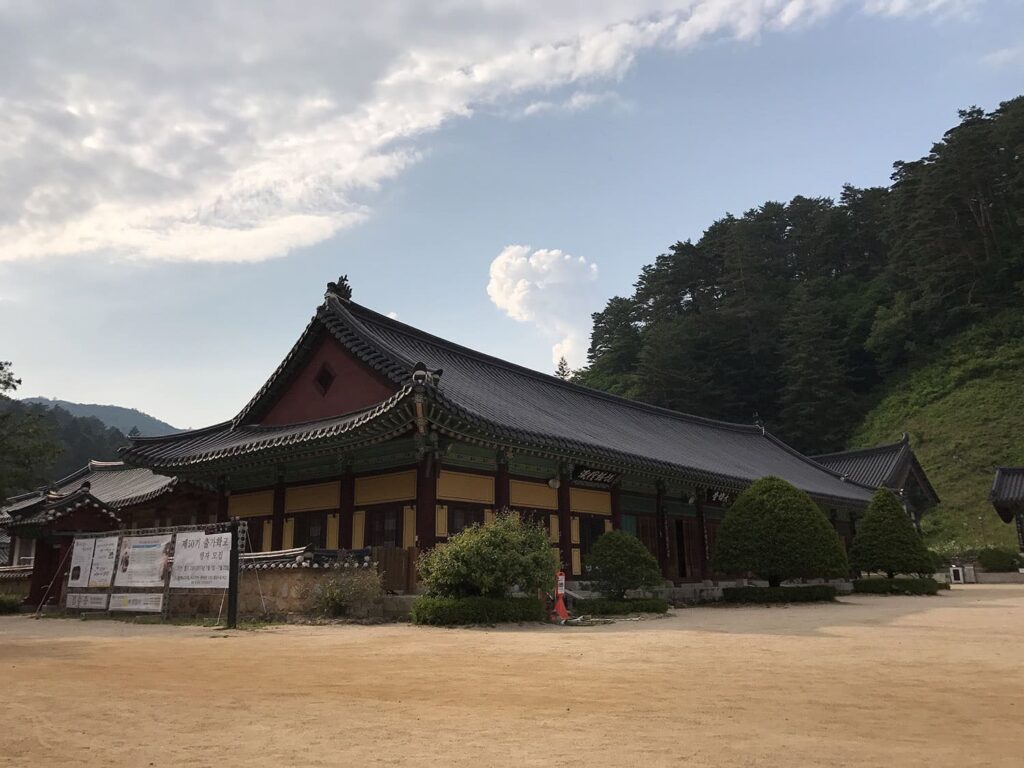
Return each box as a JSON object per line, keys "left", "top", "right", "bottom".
{"left": 0, "top": 594, "right": 23, "bottom": 614}
{"left": 572, "top": 597, "right": 668, "bottom": 615}
{"left": 411, "top": 596, "right": 547, "bottom": 626}
{"left": 721, "top": 585, "right": 836, "bottom": 604}
{"left": 853, "top": 311, "right": 1024, "bottom": 554}
{"left": 852, "top": 578, "right": 940, "bottom": 595}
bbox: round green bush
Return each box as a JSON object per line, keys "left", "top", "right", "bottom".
{"left": 977, "top": 547, "right": 1023, "bottom": 572}
{"left": 849, "top": 488, "right": 933, "bottom": 578}
{"left": 588, "top": 530, "right": 663, "bottom": 599}
{"left": 310, "top": 563, "right": 384, "bottom": 617}
{"left": 712, "top": 476, "right": 848, "bottom": 587}
{"left": 417, "top": 511, "right": 558, "bottom": 598}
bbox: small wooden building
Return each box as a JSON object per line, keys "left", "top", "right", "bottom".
{"left": 812, "top": 435, "right": 940, "bottom": 532}
{"left": 991, "top": 467, "right": 1024, "bottom": 551}
{"left": 115, "top": 278, "right": 873, "bottom": 585}
{"left": 0, "top": 461, "right": 217, "bottom": 606}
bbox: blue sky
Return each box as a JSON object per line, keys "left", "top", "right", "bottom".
{"left": 1, "top": 0, "right": 1022, "bottom": 429}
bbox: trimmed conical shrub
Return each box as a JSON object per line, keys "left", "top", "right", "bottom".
{"left": 713, "top": 476, "right": 848, "bottom": 587}
{"left": 849, "top": 488, "right": 933, "bottom": 578}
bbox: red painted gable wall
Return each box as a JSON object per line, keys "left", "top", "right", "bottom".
{"left": 259, "top": 335, "right": 398, "bottom": 426}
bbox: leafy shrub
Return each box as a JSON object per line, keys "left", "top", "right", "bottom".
{"left": 587, "top": 530, "right": 663, "bottom": 599}
{"left": 712, "top": 477, "right": 848, "bottom": 587}
{"left": 849, "top": 488, "right": 934, "bottom": 578}
{"left": 410, "top": 595, "right": 546, "bottom": 625}
{"left": 852, "top": 577, "right": 940, "bottom": 595}
{"left": 572, "top": 597, "right": 669, "bottom": 615}
{"left": 721, "top": 585, "right": 836, "bottom": 603}
{"left": 310, "top": 562, "right": 384, "bottom": 617}
{"left": 977, "top": 547, "right": 1023, "bottom": 572}
{"left": 418, "top": 511, "right": 557, "bottom": 598}
{"left": 0, "top": 594, "right": 21, "bottom": 614}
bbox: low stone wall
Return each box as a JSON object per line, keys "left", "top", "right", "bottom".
{"left": 0, "top": 567, "right": 32, "bottom": 600}
{"left": 974, "top": 570, "right": 1024, "bottom": 584}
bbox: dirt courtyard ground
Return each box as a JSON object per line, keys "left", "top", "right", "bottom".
{"left": 2, "top": 585, "right": 1023, "bottom": 768}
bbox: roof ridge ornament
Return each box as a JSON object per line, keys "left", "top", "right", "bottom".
{"left": 325, "top": 275, "right": 353, "bottom": 302}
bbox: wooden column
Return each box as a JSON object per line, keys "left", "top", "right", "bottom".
{"left": 271, "top": 478, "right": 285, "bottom": 550}
{"left": 1016, "top": 511, "right": 1024, "bottom": 553}
{"left": 610, "top": 483, "right": 622, "bottom": 530}
{"left": 495, "top": 452, "right": 510, "bottom": 511}
{"left": 557, "top": 470, "right": 572, "bottom": 573}
{"left": 339, "top": 468, "right": 354, "bottom": 550}
{"left": 416, "top": 455, "right": 437, "bottom": 550}
{"left": 216, "top": 482, "right": 229, "bottom": 524}
{"left": 655, "top": 483, "right": 669, "bottom": 578}
{"left": 694, "top": 487, "right": 710, "bottom": 581}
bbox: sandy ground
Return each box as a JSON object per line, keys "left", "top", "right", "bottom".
{"left": 1, "top": 586, "right": 1023, "bottom": 768}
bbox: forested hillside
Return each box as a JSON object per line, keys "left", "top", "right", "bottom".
{"left": 21, "top": 397, "right": 179, "bottom": 436}
{"left": 575, "top": 97, "right": 1023, "bottom": 548}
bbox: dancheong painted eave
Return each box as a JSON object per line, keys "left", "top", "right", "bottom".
{"left": 121, "top": 280, "right": 875, "bottom": 508}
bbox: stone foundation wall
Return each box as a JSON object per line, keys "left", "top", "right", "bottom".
{"left": 0, "top": 571, "right": 32, "bottom": 600}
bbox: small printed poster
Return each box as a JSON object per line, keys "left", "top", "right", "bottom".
{"left": 109, "top": 593, "right": 163, "bottom": 612}
{"left": 170, "top": 531, "right": 232, "bottom": 589}
{"left": 88, "top": 536, "right": 120, "bottom": 587}
{"left": 113, "top": 535, "right": 173, "bottom": 588}
{"left": 66, "top": 593, "right": 109, "bottom": 610}
{"left": 67, "top": 538, "right": 95, "bottom": 588}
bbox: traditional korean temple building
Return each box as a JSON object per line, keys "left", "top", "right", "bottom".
{"left": 0, "top": 460, "right": 216, "bottom": 605}
{"left": 812, "top": 435, "right": 940, "bottom": 530}
{"left": 117, "top": 278, "right": 873, "bottom": 584}
{"left": 991, "top": 467, "right": 1024, "bottom": 551}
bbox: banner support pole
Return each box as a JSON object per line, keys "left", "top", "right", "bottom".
{"left": 227, "top": 518, "right": 240, "bottom": 629}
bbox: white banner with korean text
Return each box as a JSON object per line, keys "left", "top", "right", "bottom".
{"left": 113, "top": 535, "right": 173, "bottom": 588}
{"left": 170, "top": 531, "right": 231, "bottom": 589}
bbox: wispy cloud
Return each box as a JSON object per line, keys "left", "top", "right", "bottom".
{"left": 0, "top": 1, "right": 978, "bottom": 264}
{"left": 981, "top": 44, "right": 1024, "bottom": 69}
{"left": 522, "top": 90, "right": 632, "bottom": 117}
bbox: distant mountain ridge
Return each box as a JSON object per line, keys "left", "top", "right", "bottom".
{"left": 21, "top": 398, "right": 180, "bottom": 437}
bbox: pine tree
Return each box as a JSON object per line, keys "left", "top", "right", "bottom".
{"left": 554, "top": 357, "right": 571, "bottom": 381}
{"left": 849, "top": 488, "right": 933, "bottom": 578}
{"left": 0, "top": 362, "right": 59, "bottom": 499}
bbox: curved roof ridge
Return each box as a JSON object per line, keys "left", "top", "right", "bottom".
{"left": 342, "top": 300, "right": 764, "bottom": 435}
{"left": 127, "top": 420, "right": 234, "bottom": 444}
{"left": 812, "top": 439, "right": 906, "bottom": 460}
{"left": 763, "top": 432, "right": 879, "bottom": 493}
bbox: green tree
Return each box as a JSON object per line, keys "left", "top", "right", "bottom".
{"left": 418, "top": 512, "right": 557, "bottom": 598}
{"left": 554, "top": 357, "right": 571, "bottom": 381}
{"left": 0, "top": 362, "right": 60, "bottom": 500}
{"left": 713, "top": 477, "right": 848, "bottom": 587}
{"left": 587, "top": 530, "right": 663, "bottom": 599}
{"left": 849, "top": 488, "right": 933, "bottom": 578}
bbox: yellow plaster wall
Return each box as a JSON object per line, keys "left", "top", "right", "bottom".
{"left": 403, "top": 506, "right": 416, "bottom": 549}
{"left": 352, "top": 510, "right": 366, "bottom": 548}
{"left": 570, "top": 487, "right": 611, "bottom": 516}
{"left": 354, "top": 471, "right": 416, "bottom": 506}
{"left": 282, "top": 517, "right": 295, "bottom": 549}
{"left": 437, "top": 470, "right": 494, "bottom": 504}
{"left": 285, "top": 481, "right": 340, "bottom": 513}
{"left": 510, "top": 479, "right": 557, "bottom": 510}
{"left": 326, "top": 513, "right": 340, "bottom": 549}
{"left": 228, "top": 491, "right": 273, "bottom": 519}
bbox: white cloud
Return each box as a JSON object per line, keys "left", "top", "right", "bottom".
{"left": 981, "top": 45, "right": 1024, "bottom": 69}
{"left": 522, "top": 90, "right": 631, "bottom": 117}
{"left": 487, "top": 245, "right": 599, "bottom": 367}
{"left": 0, "top": 1, "right": 977, "bottom": 263}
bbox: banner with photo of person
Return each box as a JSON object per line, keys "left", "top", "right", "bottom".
{"left": 67, "top": 538, "right": 95, "bottom": 588}
{"left": 113, "top": 535, "right": 173, "bottom": 588}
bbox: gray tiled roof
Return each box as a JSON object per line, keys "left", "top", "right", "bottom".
{"left": 2, "top": 461, "right": 176, "bottom": 515}
{"left": 1, "top": 487, "right": 121, "bottom": 530}
{"left": 813, "top": 437, "right": 940, "bottom": 508}
{"left": 123, "top": 293, "right": 874, "bottom": 507}
{"left": 813, "top": 440, "right": 911, "bottom": 489}
{"left": 991, "top": 467, "right": 1024, "bottom": 523}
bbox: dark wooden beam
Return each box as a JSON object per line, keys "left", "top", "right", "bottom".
{"left": 271, "top": 477, "right": 285, "bottom": 550}
{"left": 694, "top": 487, "right": 710, "bottom": 581}
{"left": 339, "top": 468, "right": 354, "bottom": 550}
{"left": 610, "top": 482, "right": 622, "bottom": 531}
{"left": 495, "top": 451, "right": 510, "bottom": 510}
{"left": 558, "top": 469, "right": 572, "bottom": 573}
{"left": 655, "top": 483, "right": 669, "bottom": 578}
{"left": 416, "top": 455, "right": 437, "bottom": 550}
